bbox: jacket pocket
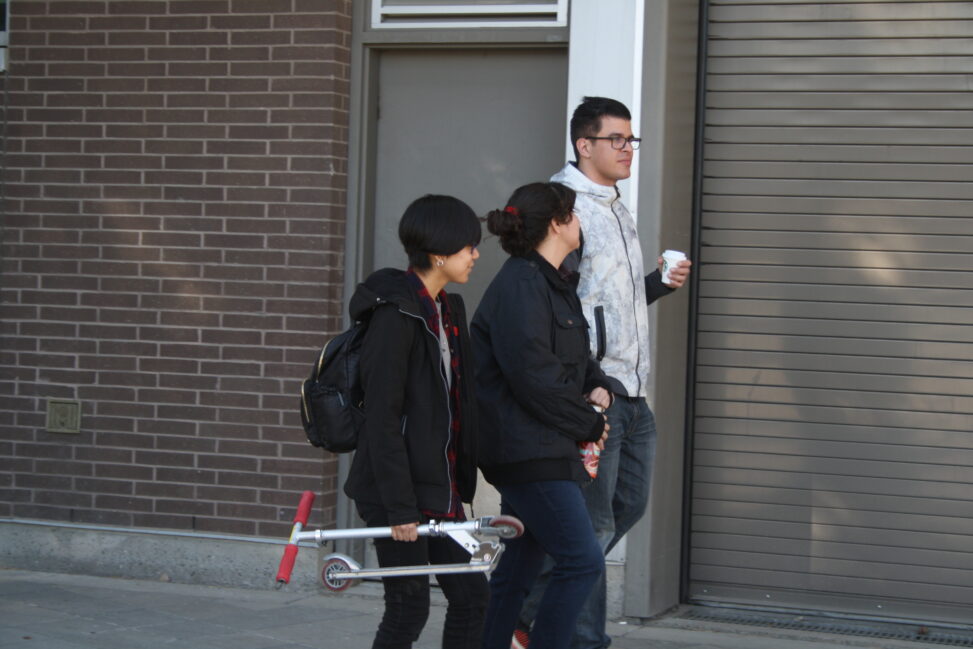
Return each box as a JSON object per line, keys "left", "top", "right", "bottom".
{"left": 553, "top": 311, "right": 587, "bottom": 365}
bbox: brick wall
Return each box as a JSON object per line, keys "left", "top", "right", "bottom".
{"left": 0, "top": 0, "right": 352, "bottom": 537}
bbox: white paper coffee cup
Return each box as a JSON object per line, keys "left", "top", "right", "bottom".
{"left": 661, "top": 249, "right": 687, "bottom": 285}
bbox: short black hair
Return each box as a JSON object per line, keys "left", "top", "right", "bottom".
{"left": 398, "top": 194, "right": 482, "bottom": 270}
{"left": 570, "top": 96, "right": 632, "bottom": 161}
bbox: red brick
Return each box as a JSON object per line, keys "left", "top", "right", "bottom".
{"left": 104, "top": 185, "right": 162, "bottom": 200}
{"left": 142, "top": 201, "right": 203, "bottom": 217}
{"left": 87, "top": 48, "right": 148, "bottom": 62}
{"left": 109, "top": 31, "right": 166, "bottom": 46}
{"left": 146, "top": 108, "right": 207, "bottom": 123}
{"left": 105, "top": 124, "right": 165, "bottom": 138}
{"left": 226, "top": 187, "right": 286, "bottom": 202}
{"left": 213, "top": 471, "right": 274, "bottom": 486}
{"left": 168, "top": 62, "right": 229, "bottom": 76}
{"left": 165, "top": 124, "right": 226, "bottom": 139}
{"left": 107, "top": 2, "right": 167, "bottom": 16}
{"left": 203, "top": 201, "right": 264, "bottom": 217}
{"left": 206, "top": 140, "right": 265, "bottom": 155}
{"left": 210, "top": 15, "right": 270, "bottom": 30}
{"left": 76, "top": 478, "right": 135, "bottom": 494}
{"left": 88, "top": 16, "right": 149, "bottom": 30}
{"left": 149, "top": 16, "right": 207, "bottom": 30}
{"left": 170, "top": 0, "right": 228, "bottom": 13}
{"left": 107, "top": 62, "right": 167, "bottom": 76}
{"left": 163, "top": 155, "right": 224, "bottom": 170}
{"left": 170, "top": 31, "right": 228, "bottom": 46}
{"left": 139, "top": 358, "right": 198, "bottom": 374}
{"left": 208, "top": 77, "right": 268, "bottom": 92}
{"left": 147, "top": 77, "right": 206, "bottom": 92}
{"left": 162, "top": 186, "right": 226, "bottom": 202}
{"left": 94, "top": 463, "right": 154, "bottom": 481}
{"left": 228, "top": 62, "right": 290, "bottom": 77}
{"left": 106, "top": 94, "right": 165, "bottom": 108}
{"left": 145, "top": 139, "right": 204, "bottom": 154}
{"left": 147, "top": 46, "right": 208, "bottom": 61}
{"left": 203, "top": 265, "right": 268, "bottom": 281}
{"left": 221, "top": 347, "right": 283, "bottom": 364}
{"left": 206, "top": 109, "right": 268, "bottom": 124}
{"left": 84, "top": 139, "right": 143, "bottom": 153}
{"left": 167, "top": 94, "right": 227, "bottom": 108}
{"left": 233, "top": 0, "right": 293, "bottom": 12}
{"left": 231, "top": 30, "right": 291, "bottom": 46}
{"left": 134, "top": 450, "right": 195, "bottom": 468}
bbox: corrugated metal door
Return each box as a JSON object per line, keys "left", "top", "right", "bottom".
{"left": 689, "top": 1, "right": 973, "bottom": 624}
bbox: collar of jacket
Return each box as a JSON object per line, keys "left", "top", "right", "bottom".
{"left": 524, "top": 249, "right": 578, "bottom": 292}
{"left": 553, "top": 162, "right": 621, "bottom": 205}
{"left": 349, "top": 268, "right": 425, "bottom": 321}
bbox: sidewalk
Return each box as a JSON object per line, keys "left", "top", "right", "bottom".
{"left": 0, "top": 569, "right": 952, "bottom": 649}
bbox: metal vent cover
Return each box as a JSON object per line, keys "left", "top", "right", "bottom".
{"left": 681, "top": 607, "right": 973, "bottom": 648}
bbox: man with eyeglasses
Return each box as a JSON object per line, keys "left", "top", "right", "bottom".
{"left": 512, "top": 96, "right": 692, "bottom": 649}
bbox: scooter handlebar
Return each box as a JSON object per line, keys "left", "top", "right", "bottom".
{"left": 275, "top": 545, "right": 299, "bottom": 586}
{"left": 294, "top": 490, "right": 314, "bottom": 525}
{"left": 275, "top": 491, "right": 316, "bottom": 588}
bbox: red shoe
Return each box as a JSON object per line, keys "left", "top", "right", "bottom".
{"left": 511, "top": 627, "right": 530, "bottom": 649}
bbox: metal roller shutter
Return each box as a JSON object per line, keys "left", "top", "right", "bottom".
{"left": 689, "top": 0, "right": 973, "bottom": 624}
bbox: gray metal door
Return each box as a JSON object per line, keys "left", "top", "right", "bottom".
{"left": 689, "top": 1, "right": 973, "bottom": 624}
{"left": 369, "top": 48, "right": 568, "bottom": 312}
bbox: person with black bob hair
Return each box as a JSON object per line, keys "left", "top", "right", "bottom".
{"left": 343, "top": 194, "right": 488, "bottom": 649}
{"left": 471, "top": 182, "right": 613, "bottom": 649}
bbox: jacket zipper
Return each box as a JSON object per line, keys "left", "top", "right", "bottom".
{"left": 610, "top": 193, "right": 643, "bottom": 397}
{"left": 398, "top": 307, "right": 454, "bottom": 515}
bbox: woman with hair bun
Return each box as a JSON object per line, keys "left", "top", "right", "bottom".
{"left": 344, "top": 194, "right": 488, "bottom": 649}
{"left": 471, "top": 182, "right": 612, "bottom": 649}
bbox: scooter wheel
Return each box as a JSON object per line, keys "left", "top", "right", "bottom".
{"left": 321, "top": 557, "right": 358, "bottom": 592}
{"left": 488, "top": 515, "right": 524, "bottom": 539}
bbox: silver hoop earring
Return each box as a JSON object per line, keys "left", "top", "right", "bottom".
{"left": 436, "top": 258, "right": 444, "bottom": 267}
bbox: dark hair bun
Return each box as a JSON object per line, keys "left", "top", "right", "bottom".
{"left": 490, "top": 183, "right": 576, "bottom": 258}
{"left": 486, "top": 207, "right": 524, "bottom": 246}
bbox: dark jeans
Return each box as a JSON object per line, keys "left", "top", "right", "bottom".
{"left": 358, "top": 503, "right": 489, "bottom": 649}
{"left": 519, "top": 397, "right": 658, "bottom": 649}
{"left": 480, "top": 480, "right": 604, "bottom": 649}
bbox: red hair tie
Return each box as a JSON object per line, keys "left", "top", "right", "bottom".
{"left": 503, "top": 205, "right": 520, "bottom": 217}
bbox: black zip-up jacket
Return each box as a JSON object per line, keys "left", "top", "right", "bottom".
{"left": 342, "top": 268, "right": 478, "bottom": 526}
{"left": 471, "top": 251, "right": 612, "bottom": 486}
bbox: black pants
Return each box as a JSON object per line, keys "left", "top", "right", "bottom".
{"left": 358, "top": 503, "right": 489, "bottom": 649}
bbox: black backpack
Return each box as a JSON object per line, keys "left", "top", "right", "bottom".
{"left": 299, "top": 313, "right": 374, "bottom": 452}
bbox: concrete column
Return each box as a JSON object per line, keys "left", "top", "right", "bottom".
{"left": 565, "top": 0, "right": 701, "bottom": 619}
{"left": 564, "top": 0, "right": 644, "bottom": 216}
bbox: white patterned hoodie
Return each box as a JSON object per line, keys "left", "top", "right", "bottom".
{"left": 551, "top": 162, "right": 650, "bottom": 398}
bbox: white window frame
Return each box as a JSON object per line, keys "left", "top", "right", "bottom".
{"left": 0, "top": 0, "right": 8, "bottom": 72}
{"left": 371, "top": 1, "right": 568, "bottom": 29}
{"left": 1, "top": 0, "right": 8, "bottom": 46}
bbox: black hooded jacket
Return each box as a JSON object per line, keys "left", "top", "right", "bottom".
{"left": 471, "top": 251, "right": 612, "bottom": 486}
{"left": 342, "top": 268, "right": 478, "bottom": 526}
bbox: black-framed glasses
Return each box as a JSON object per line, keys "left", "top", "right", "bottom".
{"left": 585, "top": 135, "right": 641, "bottom": 150}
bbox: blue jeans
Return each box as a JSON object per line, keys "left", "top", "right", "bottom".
{"left": 519, "top": 397, "right": 658, "bottom": 649}
{"left": 481, "top": 480, "right": 604, "bottom": 649}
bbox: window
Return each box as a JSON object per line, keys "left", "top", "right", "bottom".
{"left": 371, "top": 0, "right": 567, "bottom": 29}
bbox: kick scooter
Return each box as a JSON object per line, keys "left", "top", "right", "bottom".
{"left": 275, "top": 491, "right": 524, "bottom": 591}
